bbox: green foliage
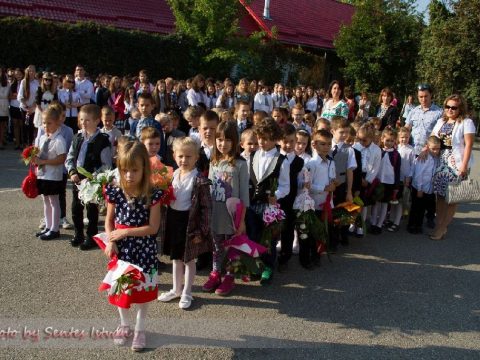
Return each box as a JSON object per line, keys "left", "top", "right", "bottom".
{"left": 417, "top": 0, "right": 480, "bottom": 112}
{"left": 334, "top": 0, "right": 423, "bottom": 96}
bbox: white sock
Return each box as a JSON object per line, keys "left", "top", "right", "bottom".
{"left": 182, "top": 260, "right": 196, "bottom": 297}
{"left": 43, "top": 195, "right": 52, "bottom": 230}
{"left": 371, "top": 203, "right": 380, "bottom": 226}
{"left": 377, "top": 203, "right": 389, "bottom": 228}
{"left": 135, "top": 303, "right": 148, "bottom": 332}
{"left": 172, "top": 260, "right": 184, "bottom": 295}
{"left": 391, "top": 203, "right": 403, "bottom": 226}
{"left": 118, "top": 307, "right": 129, "bottom": 327}
{"left": 48, "top": 195, "right": 60, "bottom": 232}
{"left": 361, "top": 206, "right": 369, "bottom": 223}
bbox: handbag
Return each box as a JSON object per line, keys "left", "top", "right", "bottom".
{"left": 21, "top": 164, "right": 38, "bottom": 199}
{"left": 446, "top": 177, "right": 480, "bottom": 204}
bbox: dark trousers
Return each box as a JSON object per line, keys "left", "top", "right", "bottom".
{"left": 278, "top": 207, "right": 295, "bottom": 265}
{"left": 408, "top": 187, "right": 436, "bottom": 229}
{"left": 72, "top": 185, "right": 99, "bottom": 239}
{"left": 21, "top": 110, "right": 35, "bottom": 146}
{"left": 299, "top": 210, "right": 321, "bottom": 266}
{"left": 333, "top": 182, "right": 349, "bottom": 245}
{"left": 246, "top": 206, "right": 277, "bottom": 269}
{"left": 60, "top": 173, "right": 67, "bottom": 219}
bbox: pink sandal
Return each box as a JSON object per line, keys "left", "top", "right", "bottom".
{"left": 113, "top": 325, "right": 131, "bottom": 346}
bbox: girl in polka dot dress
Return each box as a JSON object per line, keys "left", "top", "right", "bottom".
{"left": 103, "top": 139, "right": 162, "bottom": 351}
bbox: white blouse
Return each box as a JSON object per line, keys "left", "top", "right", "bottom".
{"left": 170, "top": 168, "right": 198, "bottom": 211}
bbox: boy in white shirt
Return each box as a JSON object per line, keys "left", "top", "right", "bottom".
{"left": 253, "top": 85, "right": 273, "bottom": 114}
{"left": 305, "top": 129, "right": 336, "bottom": 260}
{"left": 239, "top": 128, "right": 258, "bottom": 161}
{"left": 100, "top": 106, "right": 123, "bottom": 160}
{"left": 407, "top": 136, "right": 440, "bottom": 234}
{"left": 291, "top": 104, "right": 312, "bottom": 134}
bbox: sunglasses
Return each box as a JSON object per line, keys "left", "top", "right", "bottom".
{"left": 444, "top": 105, "right": 459, "bottom": 111}
{"left": 43, "top": 78, "right": 52, "bottom": 81}
{"left": 417, "top": 83, "right": 431, "bottom": 91}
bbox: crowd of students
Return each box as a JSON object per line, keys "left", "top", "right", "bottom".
{"left": 3, "top": 64, "right": 476, "bottom": 351}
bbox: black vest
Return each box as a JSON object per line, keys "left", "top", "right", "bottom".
{"left": 71, "top": 132, "right": 111, "bottom": 177}
{"left": 196, "top": 146, "right": 210, "bottom": 176}
{"left": 279, "top": 155, "right": 304, "bottom": 208}
{"left": 249, "top": 151, "right": 285, "bottom": 204}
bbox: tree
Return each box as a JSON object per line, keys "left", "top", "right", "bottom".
{"left": 334, "top": 0, "right": 423, "bottom": 96}
{"left": 417, "top": 0, "right": 480, "bottom": 112}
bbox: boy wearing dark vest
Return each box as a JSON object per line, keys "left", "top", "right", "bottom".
{"left": 246, "top": 118, "right": 290, "bottom": 285}
{"left": 66, "top": 104, "right": 112, "bottom": 250}
{"left": 330, "top": 116, "right": 357, "bottom": 251}
{"left": 277, "top": 124, "right": 304, "bottom": 272}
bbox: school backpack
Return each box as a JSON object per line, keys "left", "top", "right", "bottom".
{"left": 21, "top": 165, "right": 38, "bottom": 199}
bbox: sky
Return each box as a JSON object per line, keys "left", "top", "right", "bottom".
{"left": 415, "top": 0, "right": 430, "bottom": 15}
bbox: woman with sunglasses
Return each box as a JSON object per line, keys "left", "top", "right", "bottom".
{"left": 34, "top": 72, "right": 58, "bottom": 131}
{"left": 429, "top": 94, "right": 475, "bottom": 240}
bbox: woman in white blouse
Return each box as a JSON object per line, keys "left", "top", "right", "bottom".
{"left": 430, "top": 94, "right": 475, "bottom": 240}
{"left": 320, "top": 80, "right": 349, "bottom": 121}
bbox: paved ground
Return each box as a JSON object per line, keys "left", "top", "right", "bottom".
{"left": 0, "top": 144, "right": 479, "bottom": 359}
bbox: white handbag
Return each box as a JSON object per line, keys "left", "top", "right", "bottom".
{"left": 446, "top": 177, "right": 480, "bottom": 204}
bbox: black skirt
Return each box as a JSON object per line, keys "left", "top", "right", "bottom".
{"left": 164, "top": 207, "right": 189, "bottom": 261}
{"left": 37, "top": 179, "right": 63, "bottom": 196}
{"left": 9, "top": 106, "right": 22, "bottom": 119}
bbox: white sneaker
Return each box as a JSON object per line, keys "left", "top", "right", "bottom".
{"left": 158, "top": 289, "right": 181, "bottom": 302}
{"left": 348, "top": 224, "right": 356, "bottom": 233}
{"left": 276, "top": 241, "right": 282, "bottom": 252}
{"left": 83, "top": 217, "right": 89, "bottom": 226}
{"left": 61, "top": 217, "right": 73, "bottom": 229}
{"left": 179, "top": 294, "right": 193, "bottom": 309}
{"left": 356, "top": 227, "right": 364, "bottom": 237}
{"left": 39, "top": 218, "right": 46, "bottom": 229}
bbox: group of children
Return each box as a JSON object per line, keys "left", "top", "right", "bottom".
{"left": 30, "top": 93, "right": 445, "bottom": 351}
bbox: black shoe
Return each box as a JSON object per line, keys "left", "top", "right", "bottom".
{"left": 340, "top": 238, "right": 350, "bottom": 246}
{"left": 277, "top": 262, "right": 288, "bottom": 273}
{"left": 370, "top": 225, "right": 382, "bottom": 235}
{"left": 407, "top": 227, "right": 422, "bottom": 234}
{"left": 426, "top": 219, "right": 435, "bottom": 229}
{"left": 312, "top": 257, "right": 321, "bottom": 267}
{"left": 79, "top": 238, "right": 98, "bottom": 251}
{"left": 300, "top": 262, "right": 315, "bottom": 271}
{"left": 70, "top": 237, "right": 84, "bottom": 247}
{"left": 40, "top": 231, "right": 60, "bottom": 241}
{"left": 36, "top": 228, "right": 50, "bottom": 237}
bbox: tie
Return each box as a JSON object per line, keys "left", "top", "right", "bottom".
{"left": 68, "top": 90, "right": 73, "bottom": 117}
{"left": 239, "top": 122, "right": 245, "bottom": 133}
{"left": 209, "top": 96, "right": 214, "bottom": 109}
{"left": 39, "top": 138, "right": 51, "bottom": 160}
{"left": 264, "top": 95, "right": 269, "bottom": 106}
{"left": 332, "top": 144, "right": 338, "bottom": 158}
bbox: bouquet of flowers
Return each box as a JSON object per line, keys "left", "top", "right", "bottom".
{"left": 21, "top": 145, "right": 39, "bottom": 165}
{"left": 224, "top": 198, "right": 267, "bottom": 279}
{"left": 150, "top": 157, "right": 175, "bottom": 206}
{"left": 293, "top": 189, "right": 328, "bottom": 255}
{"left": 331, "top": 197, "right": 363, "bottom": 227}
{"left": 76, "top": 167, "right": 115, "bottom": 205}
{"left": 260, "top": 203, "right": 285, "bottom": 251}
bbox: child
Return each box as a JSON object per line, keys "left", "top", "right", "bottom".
{"left": 271, "top": 107, "right": 288, "bottom": 129}
{"left": 253, "top": 111, "right": 268, "bottom": 126}
{"left": 352, "top": 123, "right": 382, "bottom": 237}
{"left": 369, "top": 128, "right": 401, "bottom": 235}
{"left": 304, "top": 113, "right": 316, "bottom": 130}
{"left": 304, "top": 130, "right": 336, "bottom": 266}
{"left": 346, "top": 126, "right": 363, "bottom": 201}
{"left": 246, "top": 118, "right": 290, "bottom": 285}
{"left": 388, "top": 127, "right": 414, "bottom": 232}
{"left": 239, "top": 128, "right": 258, "bottom": 161}
{"left": 130, "top": 93, "right": 164, "bottom": 147}
{"left": 205, "top": 81, "right": 218, "bottom": 110}
{"left": 202, "top": 121, "right": 250, "bottom": 295}
{"left": 216, "top": 81, "right": 235, "bottom": 109}
{"left": 66, "top": 104, "right": 112, "bottom": 249}
{"left": 103, "top": 140, "right": 162, "bottom": 351}
{"left": 407, "top": 136, "right": 440, "bottom": 234}
{"left": 234, "top": 101, "right": 253, "bottom": 135}
{"left": 291, "top": 104, "right": 312, "bottom": 133}
{"left": 140, "top": 127, "right": 161, "bottom": 160}
{"left": 101, "top": 106, "right": 123, "bottom": 158}
{"left": 253, "top": 85, "right": 273, "bottom": 114}
{"left": 184, "top": 105, "right": 204, "bottom": 144}
{"left": 158, "top": 137, "right": 213, "bottom": 309}
{"left": 33, "top": 107, "right": 67, "bottom": 240}
{"left": 277, "top": 124, "right": 305, "bottom": 272}
{"left": 295, "top": 129, "right": 312, "bottom": 162}
{"left": 330, "top": 116, "right": 357, "bottom": 247}
{"left": 315, "top": 117, "right": 331, "bottom": 132}
{"left": 157, "top": 112, "right": 184, "bottom": 168}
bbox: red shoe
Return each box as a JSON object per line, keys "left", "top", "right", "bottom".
{"left": 202, "top": 271, "right": 221, "bottom": 292}
{"left": 215, "top": 274, "right": 235, "bottom": 296}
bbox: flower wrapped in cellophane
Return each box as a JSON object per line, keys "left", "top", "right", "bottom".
{"left": 21, "top": 145, "right": 39, "bottom": 165}
{"left": 260, "top": 203, "right": 285, "bottom": 252}
{"left": 293, "top": 189, "right": 328, "bottom": 255}
{"left": 331, "top": 197, "right": 364, "bottom": 227}
{"left": 77, "top": 167, "right": 115, "bottom": 205}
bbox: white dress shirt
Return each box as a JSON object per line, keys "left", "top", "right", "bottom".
{"left": 58, "top": 89, "right": 81, "bottom": 117}
{"left": 253, "top": 92, "right": 273, "bottom": 114}
{"left": 411, "top": 154, "right": 438, "bottom": 194}
{"left": 305, "top": 154, "right": 336, "bottom": 208}
{"left": 186, "top": 89, "right": 206, "bottom": 106}
{"left": 171, "top": 168, "right": 198, "bottom": 211}
{"left": 398, "top": 144, "right": 415, "bottom": 182}
{"left": 353, "top": 142, "right": 382, "bottom": 184}
{"left": 253, "top": 147, "right": 290, "bottom": 200}
{"left": 75, "top": 78, "right": 94, "bottom": 105}
{"left": 377, "top": 149, "right": 396, "bottom": 185}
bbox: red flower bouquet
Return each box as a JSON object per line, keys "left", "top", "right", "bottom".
{"left": 21, "top": 146, "right": 39, "bottom": 165}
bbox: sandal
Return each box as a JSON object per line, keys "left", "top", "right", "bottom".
{"left": 387, "top": 224, "right": 400, "bottom": 232}
{"left": 131, "top": 330, "right": 146, "bottom": 352}
{"left": 113, "top": 325, "right": 131, "bottom": 346}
